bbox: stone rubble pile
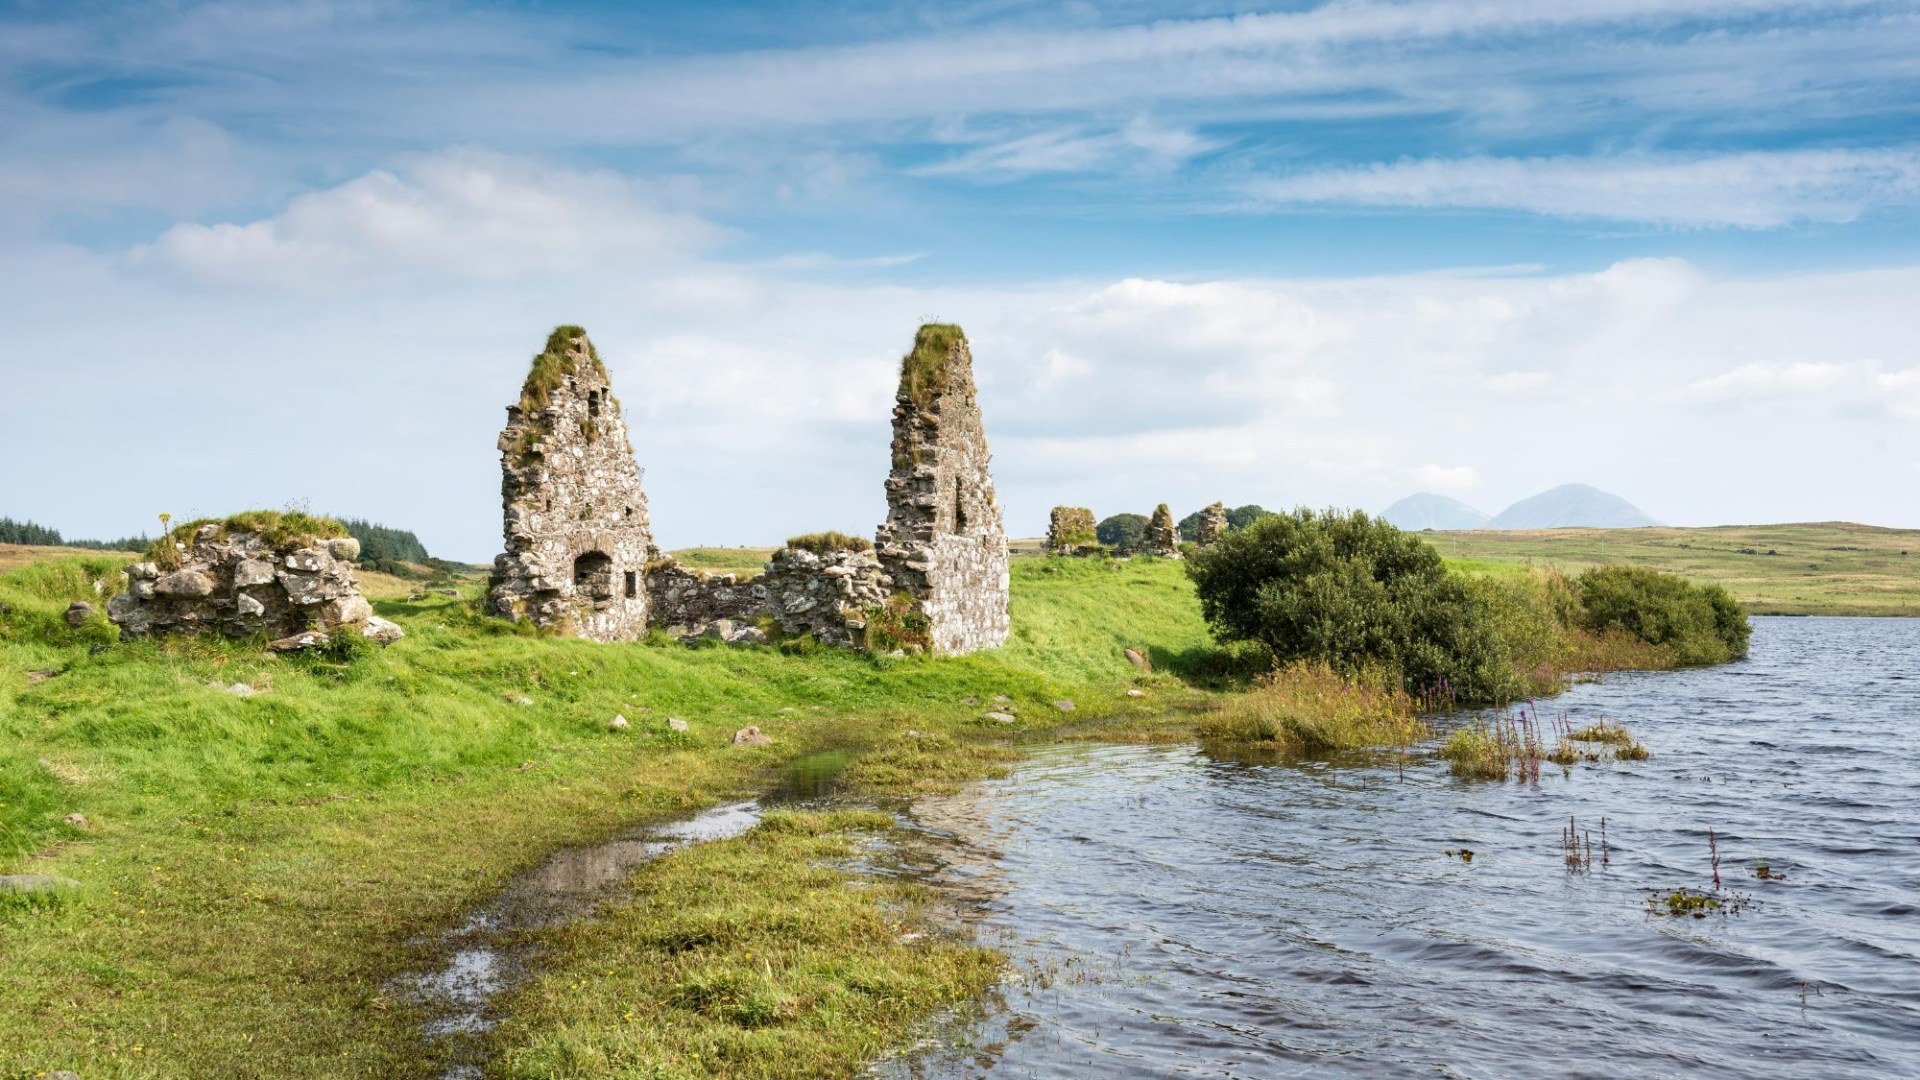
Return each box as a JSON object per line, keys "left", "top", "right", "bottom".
{"left": 106, "top": 525, "right": 401, "bottom": 649}
{"left": 648, "top": 545, "right": 892, "bottom": 647}
{"left": 1145, "top": 503, "right": 1182, "bottom": 559}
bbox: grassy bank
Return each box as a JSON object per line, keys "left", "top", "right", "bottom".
{"left": 0, "top": 552, "right": 1206, "bottom": 1078}
{"left": 1431, "top": 521, "right": 1920, "bottom": 616}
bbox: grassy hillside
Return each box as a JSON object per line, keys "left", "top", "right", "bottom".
{"left": 1431, "top": 522, "right": 1920, "bottom": 616}
{"left": 0, "top": 552, "right": 1208, "bottom": 1078}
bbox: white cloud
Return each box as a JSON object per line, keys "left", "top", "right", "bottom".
{"left": 1680, "top": 359, "right": 1920, "bottom": 419}
{"left": 1414, "top": 464, "right": 1481, "bottom": 491}
{"left": 126, "top": 149, "right": 722, "bottom": 289}
{"left": 1245, "top": 148, "right": 1920, "bottom": 228}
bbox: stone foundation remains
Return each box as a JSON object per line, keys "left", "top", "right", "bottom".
{"left": 107, "top": 518, "right": 401, "bottom": 648}
{"left": 875, "top": 325, "right": 1011, "bottom": 655}
{"left": 1046, "top": 506, "right": 1098, "bottom": 555}
{"left": 487, "top": 327, "right": 656, "bottom": 643}
{"left": 647, "top": 545, "right": 891, "bottom": 647}
{"left": 1146, "top": 503, "right": 1182, "bottom": 558}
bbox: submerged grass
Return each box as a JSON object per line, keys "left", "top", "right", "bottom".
{"left": 492, "top": 809, "right": 1000, "bottom": 1079}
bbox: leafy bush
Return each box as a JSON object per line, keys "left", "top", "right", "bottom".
{"left": 1575, "top": 565, "right": 1751, "bottom": 665}
{"left": 1095, "top": 513, "right": 1149, "bottom": 553}
{"left": 786, "top": 531, "right": 873, "bottom": 556}
{"left": 1186, "top": 508, "right": 1516, "bottom": 703}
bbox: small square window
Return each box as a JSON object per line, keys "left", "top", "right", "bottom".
{"left": 624, "top": 571, "right": 638, "bottom": 599}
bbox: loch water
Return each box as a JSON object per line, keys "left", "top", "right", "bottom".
{"left": 902, "top": 617, "right": 1920, "bottom": 1078}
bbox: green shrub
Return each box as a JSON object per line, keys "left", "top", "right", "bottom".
{"left": 1576, "top": 566, "right": 1751, "bottom": 665}
{"left": 1185, "top": 508, "right": 1515, "bottom": 703}
{"left": 785, "top": 531, "right": 872, "bottom": 556}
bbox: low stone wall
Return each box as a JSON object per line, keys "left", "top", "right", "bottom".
{"left": 647, "top": 547, "right": 891, "bottom": 647}
{"left": 107, "top": 526, "right": 400, "bottom": 648}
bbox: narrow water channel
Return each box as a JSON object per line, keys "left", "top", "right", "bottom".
{"left": 896, "top": 617, "right": 1920, "bottom": 1078}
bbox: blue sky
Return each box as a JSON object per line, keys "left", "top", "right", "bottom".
{"left": 2, "top": 0, "right": 1918, "bottom": 558}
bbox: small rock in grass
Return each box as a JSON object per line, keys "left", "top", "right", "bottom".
{"left": 226, "top": 683, "right": 258, "bottom": 697}
{"left": 992, "top": 694, "right": 1012, "bottom": 704}
{"left": 1124, "top": 647, "right": 1152, "bottom": 672}
{"left": 26, "top": 669, "right": 58, "bottom": 685}
{"left": 64, "top": 813, "right": 89, "bottom": 829}
{"left": 361, "top": 615, "right": 405, "bottom": 646}
{"left": 984, "top": 711, "right": 1018, "bottom": 725}
{"left": 269, "top": 630, "right": 328, "bottom": 653}
{"left": 507, "top": 694, "right": 534, "bottom": 706}
{"left": 47, "top": 1071, "right": 81, "bottom": 1080}
{"left": 668, "top": 717, "right": 690, "bottom": 732}
{"left": 608, "top": 714, "right": 630, "bottom": 731}
{"left": 1126, "top": 688, "right": 1146, "bottom": 698}
{"left": 64, "top": 601, "right": 94, "bottom": 628}
{"left": 1052, "top": 699, "right": 1076, "bottom": 712}
{"left": 732, "top": 725, "right": 773, "bottom": 748}
{"left": 962, "top": 695, "right": 981, "bottom": 705}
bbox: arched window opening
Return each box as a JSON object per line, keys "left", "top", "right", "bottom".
{"left": 573, "top": 551, "right": 615, "bottom": 601}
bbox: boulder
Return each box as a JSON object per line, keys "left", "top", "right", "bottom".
{"left": 732, "top": 725, "right": 773, "bottom": 747}
{"left": 361, "top": 616, "right": 405, "bottom": 646}
{"left": 1124, "top": 647, "right": 1152, "bottom": 672}
{"left": 608, "top": 714, "right": 630, "bottom": 731}
{"left": 64, "top": 601, "right": 94, "bottom": 628}
{"left": 322, "top": 594, "right": 374, "bottom": 629}
{"left": 327, "top": 536, "right": 362, "bottom": 561}
{"left": 984, "top": 711, "right": 1018, "bottom": 725}
{"left": 668, "top": 717, "right": 690, "bottom": 732}
{"left": 233, "top": 559, "right": 276, "bottom": 587}
{"left": 154, "top": 570, "right": 215, "bottom": 598}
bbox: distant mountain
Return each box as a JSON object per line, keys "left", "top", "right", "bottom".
{"left": 1380, "top": 493, "right": 1491, "bottom": 531}
{"left": 1487, "top": 484, "right": 1660, "bottom": 530}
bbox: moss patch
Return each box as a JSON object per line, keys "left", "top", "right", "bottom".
{"left": 148, "top": 510, "right": 348, "bottom": 562}
{"left": 899, "top": 323, "right": 964, "bottom": 410}
{"left": 518, "top": 324, "right": 610, "bottom": 415}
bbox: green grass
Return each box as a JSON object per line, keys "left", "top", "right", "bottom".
{"left": 0, "top": 552, "right": 1207, "bottom": 1078}
{"left": 1434, "top": 522, "right": 1920, "bottom": 616}
{"left": 666, "top": 548, "right": 779, "bottom": 577}
{"left": 782, "top": 531, "right": 872, "bottom": 556}
{"left": 899, "top": 323, "right": 964, "bottom": 409}
{"left": 518, "top": 325, "right": 608, "bottom": 414}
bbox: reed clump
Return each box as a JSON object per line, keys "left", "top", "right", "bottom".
{"left": 1197, "top": 660, "right": 1427, "bottom": 754}
{"left": 1439, "top": 709, "right": 1547, "bottom": 781}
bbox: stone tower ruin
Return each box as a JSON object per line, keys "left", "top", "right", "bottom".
{"left": 487, "top": 326, "right": 655, "bottom": 642}
{"left": 874, "top": 325, "right": 1011, "bottom": 655}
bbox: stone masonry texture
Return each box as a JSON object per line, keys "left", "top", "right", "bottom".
{"left": 487, "top": 327, "right": 656, "bottom": 643}
{"left": 874, "top": 325, "right": 1011, "bottom": 655}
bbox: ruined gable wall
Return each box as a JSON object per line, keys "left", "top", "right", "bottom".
{"left": 874, "top": 326, "right": 1010, "bottom": 656}
{"left": 487, "top": 328, "right": 655, "bottom": 643}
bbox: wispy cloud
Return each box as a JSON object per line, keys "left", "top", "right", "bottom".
{"left": 126, "top": 149, "right": 722, "bottom": 289}
{"left": 1245, "top": 148, "right": 1920, "bottom": 227}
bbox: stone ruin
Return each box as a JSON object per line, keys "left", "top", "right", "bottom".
{"left": 107, "top": 519, "right": 402, "bottom": 649}
{"left": 648, "top": 544, "right": 891, "bottom": 647}
{"left": 1194, "top": 501, "right": 1229, "bottom": 547}
{"left": 874, "top": 325, "right": 1011, "bottom": 655}
{"left": 485, "top": 322, "right": 1010, "bottom": 656}
{"left": 1046, "top": 506, "right": 1098, "bottom": 555}
{"left": 487, "top": 327, "right": 657, "bottom": 643}
{"left": 1145, "top": 503, "right": 1182, "bottom": 558}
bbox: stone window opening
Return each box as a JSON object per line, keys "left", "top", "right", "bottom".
{"left": 588, "top": 390, "right": 602, "bottom": 418}
{"left": 624, "top": 571, "right": 637, "bottom": 599}
{"left": 573, "top": 551, "right": 615, "bottom": 601}
{"left": 954, "top": 483, "right": 969, "bottom": 533}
